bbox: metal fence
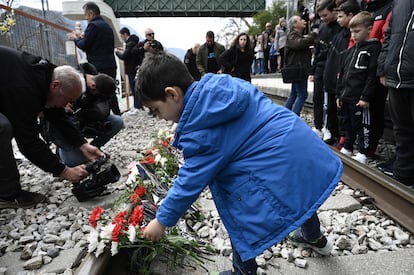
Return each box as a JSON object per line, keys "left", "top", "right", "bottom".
{"left": 0, "top": 4, "right": 76, "bottom": 66}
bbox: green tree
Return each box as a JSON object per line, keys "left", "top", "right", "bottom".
{"left": 249, "top": 1, "right": 287, "bottom": 36}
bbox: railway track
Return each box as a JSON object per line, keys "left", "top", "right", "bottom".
{"left": 333, "top": 149, "right": 414, "bottom": 233}
{"left": 264, "top": 91, "right": 414, "bottom": 234}
{"left": 75, "top": 89, "right": 413, "bottom": 274}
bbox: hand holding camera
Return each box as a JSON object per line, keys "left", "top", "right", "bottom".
{"left": 71, "top": 156, "right": 120, "bottom": 202}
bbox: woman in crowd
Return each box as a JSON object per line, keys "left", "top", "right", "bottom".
{"left": 219, "top": 32, "right": 254, "bottom": 82}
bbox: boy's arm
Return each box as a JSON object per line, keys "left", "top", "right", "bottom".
{"left": 377, "top": 12, "right": 392, "bottom": 84}
{"left": 336, "top": 52, "right": 346, "bottom": 100}
{"left": 361, "top": 44, "right": 382, "bottom": 102}
{"left": 155, "top": 132, "right": 227, "bottom": 228}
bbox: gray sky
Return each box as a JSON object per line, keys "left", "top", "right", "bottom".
{"left": 16, "top": 0, "right": 253, "bottom": 49}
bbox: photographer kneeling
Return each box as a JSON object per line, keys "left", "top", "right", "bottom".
{"left": 47, "top": 64, "right": 124, "bottom": 167}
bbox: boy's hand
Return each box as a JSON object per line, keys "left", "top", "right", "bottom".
{"left": 143, "top": 219, "right": 166, "bottom": 242}
{"left": 356, "top": 100, "right": 369, "bottom": 109}
{"left": 379, "top": 76, "right": 386, "bottom": 86}
{"left": 336, "top": 98, "right": 342, "bottom": 109}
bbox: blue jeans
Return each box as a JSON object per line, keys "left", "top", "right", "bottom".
{"left": 231, "top": 213, "right": 321, "bottom": 274}
{"left": 56, "top": 114, "right": 124, "bottom": 167}
{"left": 256, "top": 58, "right": 264, "bottom": 74}
{"left": 285, "top": 79, "right": 308, "bottom": 116}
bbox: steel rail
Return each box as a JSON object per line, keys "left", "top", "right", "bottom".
{"left": 262, "top": 90, "right": 413, "bottom": 233}
{"left": 333, "top": 149, "right": 414, "bottom": 234}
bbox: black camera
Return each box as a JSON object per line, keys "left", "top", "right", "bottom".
{"left": 72, "top": 157, "right": 120, "bottom": 202}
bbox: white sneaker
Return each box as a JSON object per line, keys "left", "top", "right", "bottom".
{"left": 352, "top": 152, "right": 367, "bottom": 164}
{"left": 127, "top": 108, "right": 139, "bottom": 115}
{"left": 312, "top": 127, "right": 323, "bottom": 139}
{"left": 322, "top": 128, "right": 332, "bottom": 141}
{"left": 340, "top": 147, "right": 353, "bottom": 156}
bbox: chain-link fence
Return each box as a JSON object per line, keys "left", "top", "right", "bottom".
{"left": 0, "top": 4, "right": 77, "bottom": 66}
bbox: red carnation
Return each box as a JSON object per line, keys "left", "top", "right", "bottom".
{"left": 135, "top": 185, "right": 147, "bottom": 198}
{"left": 89, "top": 206, "right": 104, "bottom": 228}
{"left": 129, "top": 205, "right": 144, "bottom": 226}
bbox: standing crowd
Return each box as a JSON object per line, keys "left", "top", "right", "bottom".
{"left": 279, "top": 0, "right": 414, "bottom": 191}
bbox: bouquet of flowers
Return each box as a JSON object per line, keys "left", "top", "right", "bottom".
{"left": 86, "top": 128, "right": 213, "bottom": 274}
{"left": 0, "top": 9, "right": 16, "bottom": 35}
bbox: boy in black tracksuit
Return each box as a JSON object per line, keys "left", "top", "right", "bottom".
{"left": 323, "top": 0, "right": 360, "bottom": 149}
{"left": 336, "top": 11, "right": 381, "bottom": 164}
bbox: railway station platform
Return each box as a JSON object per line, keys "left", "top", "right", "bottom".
{"left": 251, "top": 73, "right": 314, "bottom": 103}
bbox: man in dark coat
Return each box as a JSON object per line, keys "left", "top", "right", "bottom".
{"left": 184, "top": 43, "right": 201, "bottom": 81}
{"left": 310, "top": 0, "right": 341, "bottom": 142}
{"left": 116, "top": 27, "right": 141, "bottom": 112}
{"left": 69, "top": 1, "right": 120, "bottom": 115}
{"left": 377, "top": 0, "right": 414, "bottom": 188}
{"left": 0, "top": 46, "right": 104, "bottom": 209}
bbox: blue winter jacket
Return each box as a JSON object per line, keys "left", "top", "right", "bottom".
{"left": 156, "top": 73, "right": 343, "bottom": 261}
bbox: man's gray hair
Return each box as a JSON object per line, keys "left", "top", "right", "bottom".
{"left": 52, "top": 65, "right": 82, "bottom": 94}
{"left": 288, "top": 16, "right": 300, "bottom": 31}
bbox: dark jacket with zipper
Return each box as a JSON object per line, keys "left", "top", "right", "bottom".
{"left": 377, "top": 0, "right": 414, "bottom": 89}
{"left": 337, "top": 40, "right": 381, "bottom": 104}
{"left": 323, "top": 27, "right": 351, "bottom": 94}
{"left": 310, "top": 20, "right": 341, "bottom": 77}
{"left": 115, "top": 34, "right": 140, "bottom": 74}
{"left": 284, "top": 30, "right": 317, "bottom": 75}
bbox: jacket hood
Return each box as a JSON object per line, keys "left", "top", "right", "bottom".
{"left": 176, "top": 74, "right": 249, "bottom": 134}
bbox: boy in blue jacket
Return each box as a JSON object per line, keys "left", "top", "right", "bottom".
{"left": 138, "top": 52, "right": 343, "bottom": 274}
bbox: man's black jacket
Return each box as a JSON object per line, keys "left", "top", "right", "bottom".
{"left": 0, "top": 46, "right": 86, "bottom": 175}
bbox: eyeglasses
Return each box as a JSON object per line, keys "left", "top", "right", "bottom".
{"left": 146, "top": 33, "right": 154, "bottom": 36}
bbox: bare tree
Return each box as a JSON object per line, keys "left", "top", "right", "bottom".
{"left": 216, "top": 17, "right": 252, "bottom": 48}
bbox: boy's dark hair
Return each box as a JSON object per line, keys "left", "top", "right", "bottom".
{"left": 119, "top": 27, "right": 130, "bottom": 36}
{"left": 83, "top": 2, "right": 100, "bottom": 15}
{"left": 349, "top": 11, "right": 374, "bottom": 29}
{"left": 136, "top": 52, "right": 194, "bottom": 103}
{"left": 206, "top": 31, "right": 215, "bottom": 39}
{"left": 317, "top": 0, "right": 337, "bottom": 12}
{"left": 336, "top": 0, "right": 360, "bottom": 15}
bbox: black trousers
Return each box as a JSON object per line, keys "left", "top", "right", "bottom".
{"left": 313, "top": 76, "right": 324, "bottom": 130}
{"left": 326, "top": 93, "right": 339, "bottom": 139}
{"left": 388, "top": 87, "right": 414, "bottom": 183}
{"left": 0, "top": 112, "right": 22, "bottom": 198}
{"left": 368, "top": 84, "right": 388, "bottom": 147}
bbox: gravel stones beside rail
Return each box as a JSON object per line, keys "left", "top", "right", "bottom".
{"left": 0, "top": 109, "right": 412, "bottom": 274}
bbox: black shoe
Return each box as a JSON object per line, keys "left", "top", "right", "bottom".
{"left": 287, "top": 229, "right": 333, "bottom": 255}
{"left": 0, "top": 190, "right": 46, "bottom": 209}
{"left": 393, "top": 175, "right": 414, "bottom": 188}
{"left": 377, "top": 160, "right": 394, "bottom": 177}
